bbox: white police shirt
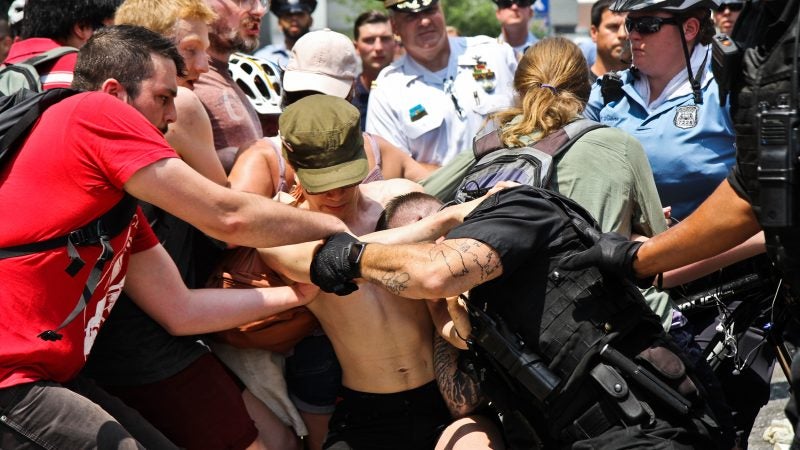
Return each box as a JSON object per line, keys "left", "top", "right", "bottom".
{"left": 365, "top": 36, "right": 517, "bottom": 165}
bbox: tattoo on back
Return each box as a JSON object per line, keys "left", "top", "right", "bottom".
{"left": 433, "top": 335, "right": 485, "bottom": 418}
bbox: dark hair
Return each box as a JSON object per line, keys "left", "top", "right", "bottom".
{"left": 353, "top": 10, "right": 389, "bottom": 40}
{"left": 590, "top": 0, "right": 615, "bottom": 27}
{"left": 72, "top": 25, "right": 186, "bottom": 98}
{"left": 376, "top": 192, "right": 443, "bottom": 231}
{"left": 21, "top": 0, "right": 123, "bottom": 41}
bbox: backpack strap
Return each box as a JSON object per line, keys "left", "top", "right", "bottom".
{"left": 0, "top": 88, "right": 80, "bottom": 161}
{"left": 1, "top": 194, "right": 138, "bottom": 342}
{"left": 0, "top": 47, "right": 78, "bottom": 93}
{"left": 530, "top": 118, "right": 607, "bottom": 187}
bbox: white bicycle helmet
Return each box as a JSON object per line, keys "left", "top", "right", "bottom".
{"left": 229, "top": 52, "right": 284, "bottom": 115}
{"left": 611, "top": 0, "right": 721, "bottom": 12}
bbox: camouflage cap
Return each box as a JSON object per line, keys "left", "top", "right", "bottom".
{"left": 280, "top": 95, "right": 367, "bottom": 194}
{"left": 381, "top": 0, "right": 439, "bottom": 13}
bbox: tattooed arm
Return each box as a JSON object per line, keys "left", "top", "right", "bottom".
{"left": 358, "top": 238, "right": 503, "bottom": 299}
{"left": 434, "top": 334, "right": 486, "bottom": 418}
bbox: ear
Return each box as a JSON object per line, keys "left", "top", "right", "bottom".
{"left": 100, "top": 78, "right": 129, "bottom": 103}
{"left": 682, "top": 16, "right": 700, "bottom": 43}
{"left": 71, "top": 23, "right": 94, "bottom": 46}
{"left": 590, "top": 25, "right": 599, "bottom": 42}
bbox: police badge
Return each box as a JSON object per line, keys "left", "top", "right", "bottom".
{"left": 674, "top": 105, "right": 699, "bottom": 129}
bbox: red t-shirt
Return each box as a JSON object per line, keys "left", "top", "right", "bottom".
{"left": 4, "top": 37, "right": 78, "bottom": 89}
{"left": 0, "top": 92, "right": 177, "bottom": 388}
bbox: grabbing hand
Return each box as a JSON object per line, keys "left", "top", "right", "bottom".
{"left": 560, "top": 232, "right": 646, "bottom": 284}
{"left": 310, "top": 233, "right": 363, "bottom": 296}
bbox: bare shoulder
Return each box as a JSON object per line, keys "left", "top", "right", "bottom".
{"left": 174, "top": 87, "right": 206, "bottom": 116}
{"left": 361, "top": 179, "right": 423, "bottom": 206}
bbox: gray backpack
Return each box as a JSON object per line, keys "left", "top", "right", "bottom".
{"left": 0, "top": 46, "right": 78, "bottom": 96}
{"left": 454, "top": 118, "right": 606, "bottom": 203}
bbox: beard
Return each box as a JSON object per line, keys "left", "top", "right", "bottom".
{"left": 209, "top": 22, "right": 260, "bottom": 54}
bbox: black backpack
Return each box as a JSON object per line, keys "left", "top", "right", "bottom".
{"left": 454, "top": 118, "right": 606, "bottom": 203}
{"left": 0, "top": 88, "right": 138, "bottom": 341}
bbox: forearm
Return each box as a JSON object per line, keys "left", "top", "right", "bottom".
{"left": 125, "top": 245, "right": 311, "bottom": 335}
{"left": 359, "top": 239, "right": 502, "bottom": 299}
{"left": 427, "top": 298, "right": 470, "bottom": 350}
{"left": 258, "top": 241, "right": 322, "bottom": 284}
{"left": 433, "top": 335, "right": 485, "bottom": 418}
{"left": 633, "top": 180, "right": 761, "bottom": 277}
{"left": 659, "top": 231, "right": 765, "bottom": 288}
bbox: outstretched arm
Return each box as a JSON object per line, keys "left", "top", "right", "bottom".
{"left": 124, "top": 244, "right": 318, "bottom": 336}
{"left": 258, "top": 195, "right": 491, "bottom": 283}
{"left": 357, "top": 238, "right": 503, "bottom": 299}
{"left": 634, "top": 180, "right": 761, "bottom": 278}
{"left": 125, "top": 157, "right": 347, "bottom": 248}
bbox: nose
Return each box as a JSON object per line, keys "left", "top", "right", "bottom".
{"left": 196, "top": 54, "right": 210, "bottom": 74}
{"left": 374, "top": 38, "right": 384, "bottom": 51}
{"left": 165, "top": 99, "right": 177, "bottom": 125}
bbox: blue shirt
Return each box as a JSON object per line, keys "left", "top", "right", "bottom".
{"left": 584, "top": 66, "right": 735, "bottom": 220}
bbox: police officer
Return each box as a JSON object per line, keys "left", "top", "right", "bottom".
{"left": 365, "top": 0, "right": 517, "bottom": 167}
{"left": 254, "top": 0, "right": 316, "bottom": 68}
{"left": 493, "top": 0, "right": 539, "bottom": 60}
{"left": 563, "top": 1, "right": 800, "bottom": 446}
{"left": 308, "top": 185, "right": 725, "bottom": 448}
{"left": 583, "top": 0, "right": 735, "bottom": 222}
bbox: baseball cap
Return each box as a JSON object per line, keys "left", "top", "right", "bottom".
{"left": 382, "top": 0, "right": 439, "bottom": 13}
{"left": 279, "top": 95, "right": 368, "bottom": 194}
{"left": 283, "top": 29, "right": 358, "bottom": 98}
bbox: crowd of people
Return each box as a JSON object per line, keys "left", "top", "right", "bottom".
{"left": 1, "top": 0, "right": 793, "bottom": 449}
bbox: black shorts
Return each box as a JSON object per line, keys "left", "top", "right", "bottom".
{"left": 323, "top": 381, "right": 451, "bottom": 450}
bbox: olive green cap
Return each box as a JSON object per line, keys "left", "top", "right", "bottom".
{"left": 280, "top": 95, "right": 367, "bottom": 194}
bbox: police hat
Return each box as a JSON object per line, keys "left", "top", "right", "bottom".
{"left": 381, "top": 0, "right": 439, "bottom": 13}
{"left": 271, "top": 0, "right": 317, "bottom": 16}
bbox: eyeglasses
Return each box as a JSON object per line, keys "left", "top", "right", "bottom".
{"left": 716, "top": 3, "right": 744, "bottom": 13}
{"left": 495, "top": 0, "right": 534, "bottom": 9}
{"left": 235, "top": 0, "right": 268, "bottom": 9}
{"left": 624, "top": 16, "right": 680, "bottom": 35}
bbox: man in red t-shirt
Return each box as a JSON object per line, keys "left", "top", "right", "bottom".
{"left": 0, "top": 25, "right": 346, "bottom": 449}
{"left": 3, "top": 0, "right": 119, "bottom": 89}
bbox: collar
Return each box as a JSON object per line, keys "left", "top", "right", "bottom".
{"left": 5, "top": 38, "right": 65, "bottom": 63}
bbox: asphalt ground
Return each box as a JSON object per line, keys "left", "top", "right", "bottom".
{"left": 748, "top": 366, "right": 793, "bottom": 449}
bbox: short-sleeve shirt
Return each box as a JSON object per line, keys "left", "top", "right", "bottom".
{"left": 194, "top": 57, "right": 263, "bottom": 154}
{"left": 0, "top": 92, "right": 176, "bottom": 388}
{"left": 584, "top": 50, "right": 736, "bottom": 221}
{"left": 4, "top": 37, "right": 78, "bottom": 89}
{"left": 366, "top": 36, "right": 517, "bottom": 166}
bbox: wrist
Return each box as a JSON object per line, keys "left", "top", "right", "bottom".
{"left": 345, "top": 241, "right": 367, "bottom": 278}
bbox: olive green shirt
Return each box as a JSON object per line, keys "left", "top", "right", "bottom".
{"left": 422, "top": 117, "right": 676, "bottom": 329}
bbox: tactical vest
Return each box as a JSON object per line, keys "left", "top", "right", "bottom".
{"left": 726, "top": 0, "right": 800, "bottom": 295}
{"left": 464, "top": 189, "right": 693, "bottom": 447}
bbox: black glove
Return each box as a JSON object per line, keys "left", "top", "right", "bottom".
{"left": 560, "top": 232, "right": 648, "bottom": 286}
{"left": 310, "top": 232, "right": 364, "bottom": 296}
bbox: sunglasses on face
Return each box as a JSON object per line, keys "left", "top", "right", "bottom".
{"left": 496, "top": 0, "right": 534, "bottom": 9}
{"left": 716, "top": 3, "right": 744, "bottom": 13}
{"left": 624, "top": 16, "right": 680, "bottom": 35}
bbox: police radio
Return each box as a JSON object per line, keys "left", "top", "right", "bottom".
{"left": 711, "top": 33, "right": 742, "bottom": 107}
{"left": 757, "top": 96, "right": 800, "bottom": 228}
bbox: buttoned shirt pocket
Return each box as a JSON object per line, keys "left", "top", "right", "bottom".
{"left": 400, "top": 98, "right": 445, "bottom": 140}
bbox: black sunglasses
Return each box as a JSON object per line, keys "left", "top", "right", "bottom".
{"left": 624, "top": 16, "right": 680, "bottom": 35}
{"left": 496, "top": 0, "right": 534, "bottom": 8}
{"left": 716, "top": 3, "right": 744, "bottom": 12}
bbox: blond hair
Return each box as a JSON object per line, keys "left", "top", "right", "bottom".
{"left": 494, "top": 37, "right": 591, "bottom": 147}
{"left": 114, "top": 0, "right": 217, "bottom": 39}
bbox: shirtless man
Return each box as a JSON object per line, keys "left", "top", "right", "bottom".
{"left": 259, "top": 95, "right": 503, "bottom": 450}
